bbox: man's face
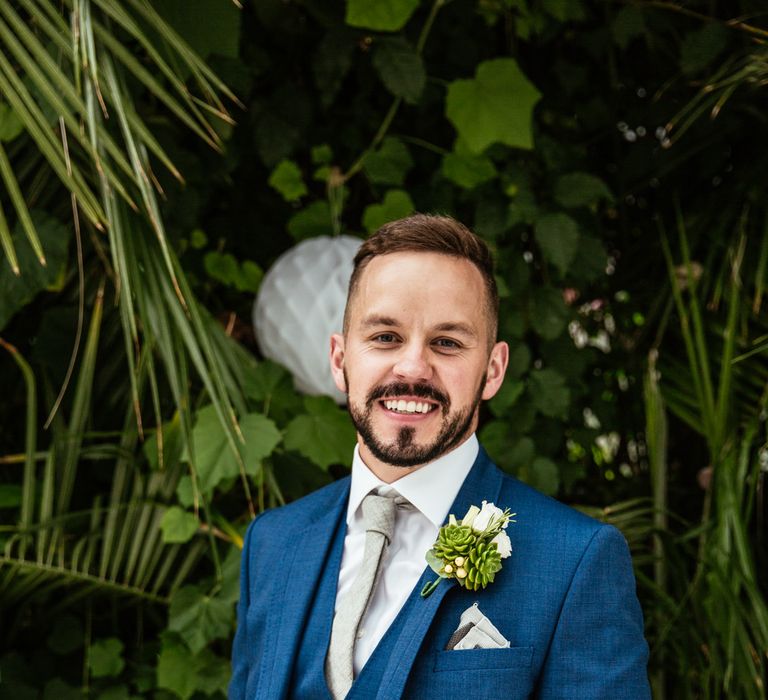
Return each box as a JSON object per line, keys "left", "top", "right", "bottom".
{"left": 330, "top": 251, "right": 508, "bottom": 478}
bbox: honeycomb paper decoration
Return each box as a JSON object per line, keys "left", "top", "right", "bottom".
{"left": 253, "top": 235, "right": 363, "bottom": 403}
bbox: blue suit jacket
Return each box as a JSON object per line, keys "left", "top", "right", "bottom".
{"left": 230, "top": 449, "right": 650, "bottom": 699}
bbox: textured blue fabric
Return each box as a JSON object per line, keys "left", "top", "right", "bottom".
{"left": 229, "top": 448, "right": 651, "bottom": 699}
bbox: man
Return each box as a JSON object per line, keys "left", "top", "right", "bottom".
{"left": 230, "top": 215, "right": 650, "bottom": 699}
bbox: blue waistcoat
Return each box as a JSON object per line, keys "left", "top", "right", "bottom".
{"left": 289, "top": 508, "right": 428, "bottom": 699}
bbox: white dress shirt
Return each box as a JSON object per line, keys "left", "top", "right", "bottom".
{"left": 333, "top": 434, "right": 479, "bottom": 675}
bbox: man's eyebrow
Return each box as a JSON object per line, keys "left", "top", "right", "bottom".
{"left": 360, "top": 315, "right": 400, "bottom": 328}
{"left": 434, "top": 322, "right": 478, "bottom": 338}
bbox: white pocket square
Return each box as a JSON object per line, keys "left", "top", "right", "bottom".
{"left": 445, "top": 602, "right": 511, "bottom": 650}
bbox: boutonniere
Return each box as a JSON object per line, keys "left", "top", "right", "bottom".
{"left": 421, "top": 501, "right": 515, "bottom": 598}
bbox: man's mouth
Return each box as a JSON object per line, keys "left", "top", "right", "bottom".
{"left": 381, "top": 399, "right": 437, "bottom": 415}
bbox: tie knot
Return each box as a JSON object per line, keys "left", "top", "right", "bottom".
{"left": 361, "top": 490, "right": 408, "bottom": 541}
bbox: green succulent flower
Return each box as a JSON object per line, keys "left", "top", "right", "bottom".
{"left": 433, "top": 523, "right": 477, "bottom": 562}
{"left": 462, "top": 540, "right": 502, "bottom": 591}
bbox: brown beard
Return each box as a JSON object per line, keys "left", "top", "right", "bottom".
{"left": 344, "top": 373, "right": 486, "bottom": 468}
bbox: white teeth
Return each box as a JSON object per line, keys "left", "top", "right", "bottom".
{"left": 383, "top": 399, "right": 434, "bottom": 414}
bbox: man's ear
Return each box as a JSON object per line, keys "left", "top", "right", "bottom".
{"left": 481, "top": 341, "right": 509, "bottom": 401}
{"left": 329, "top": 333, "right": 347, "bottom": 393}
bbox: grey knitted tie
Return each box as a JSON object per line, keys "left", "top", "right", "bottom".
{"left": 326, "top": 490, "right": 407, "bottom": 699}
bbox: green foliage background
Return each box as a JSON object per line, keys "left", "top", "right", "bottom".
{"left": 1, "top": 0, "right": 768, "bottom": 698}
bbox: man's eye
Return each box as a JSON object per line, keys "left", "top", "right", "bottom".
{"left": 375, "top": 333, "right": 397, "bottom": 343}
{"left": 435, "top": 338, "right": 460, "bottom": 349}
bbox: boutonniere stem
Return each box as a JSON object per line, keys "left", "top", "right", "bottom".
{"left": 421, "top": 501, "right": 515, "bottom": 598}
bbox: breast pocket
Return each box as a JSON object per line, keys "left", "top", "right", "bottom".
{"left": 423, "top": 647, "right": 536, "bottom": 700}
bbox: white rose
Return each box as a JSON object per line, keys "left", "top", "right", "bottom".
{"left": 492, "top": 531, "right": 512, "bottom": 558}
{"left": 470, "top": 500, "right": 505, "bottom": 533}
{"left": 461, "top": 505, "right": 480, "bottom": 527}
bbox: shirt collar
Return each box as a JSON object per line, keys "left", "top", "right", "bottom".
{"left": 346, "top": 434, "right": 479, "bottom": 528}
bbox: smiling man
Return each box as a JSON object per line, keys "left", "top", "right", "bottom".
{"left": 230, "top": 215, "right": 651, "bottom": 700}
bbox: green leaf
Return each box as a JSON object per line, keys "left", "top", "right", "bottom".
{"left": 362, "top": 190, "right": 414, "bottom": 233}
{"left": 680, "top": 23, "right": 729, "bottom": 76}
{"left": 88, "top": 638, "right": 125, "bottom": 678}
{"left": 346, "top": 0, "right": 420, "bottom": 31}
{"left": 161, "top": 506, "right": 199, "bottom": 544}
{"left": 542, "top": 0, "right": 585, "bottom": 22}
{"left": 507, "top": 342, "right": 532, "bottom": 379}
{"left": 479, "top": 420, "right": 534, "bottom": 473}
{"left": 284, "top": 395, "right": 356, "bottom": 470}
{"left": 442, "top": 143, "right": 497, "bottom": 189}
{"left": 287, "top": 201, "right": 333, "bottom": 241}
{"left": 519, "top": 456, "right": 560, "bottom": 495}
{"left": 570, "top": 235, "right": 607, "bottom": 284}
{"left": 312, "top": 144, "right": 333, "bottom": 165}
{"left": 0, "top": 484, "right": 21, "bottom": 508}
{"left": 530, "top": 287, "right": 570, "bottom": 340}
{"left": 184, "top": 405, "right": 282, "bottom": 493}
{"left": 43, "top": 679, "right": 81, "bottom": 700}
{"left": 611, "top": 6, "right": 646, "bottom": 49}
{"left": 47, "top": 615, "right": 84, "bottom": 655}
{"left": 168, "top": 585, "right": 232, "bottom": 654}
{"left": 96, "top": 686, "right": 132, "bottom": 700}
{"left": 268, "top": 159, "right": 308, "bottom": 202}
{"left": 554, "top": 173, "right": 613, "bottom": 209}
{"left": 189, "top": 228, "right": 208, "bottom": 249}
{"left": 0, "top": 102, "right": 23, "bottom": 142}
{"left": 534, "top": 213, "right": 580, "bottom": 276}
{"left": 372, "top": 37, "right": 425, "bottom": 104}
{"left": 313, "top": 28, "right": 356, "bottom": 107}
{"left": 446, "top": 58, "right": 541, "bottom": 153}
{"left": 529, "top": 369, "right": 570, "bottom": 418}
{"left": 156, "top": 0, "right": 241, "bottom": 59}
{"left": 0, "top": 211, "right": 70, "bottom": 331}
{"left": 203, "top": 251, "right": 239, "bottom": 286}
{"left": 363, "top": 137, "right": 414, "bottom": 186}
{"left": 157, "top": 637, "right": 196, "bottom": 700}
{"left": 488, "top": 380, "right": 525, "bottom": 417}
{"left": 236, "top": 260, "right": 264, "bottom": 293}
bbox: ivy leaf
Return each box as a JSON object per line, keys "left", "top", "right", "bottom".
{"left": 312, "top": 144, "right": 333, "bottom": 165}
{"left": 157, "top": 637, "right": 196, "bottom": 700}
{"left": 534, "top": 213, "right": 580, "bottom": 276}
{"left": 268, "top": 159, "right": 308, "bottom": 202}
{"left": 0, "top": 102, "right": 23, "bottom": 142}
{"left": 47, "top": 615, "right": 84, "bottom": 655}
{"left": 488, "top": 380, "right": 525, "bottom": 417}
{"left": 542, "top": 0, "right": 585, "bottom": 22}
{"left": 184, "top": 406, "right": 282, "bottom": 494}
{"left": 160, "top": 506, "right": 199, "bottom": 544}
{"left": 570, "top": 235, "right": 607, "bottom": 284}
{"left": 530, "top": 287, "right": 569, "bottom": 340}
{"left": 680, "top": 23, "right": 729, "bottom": 76}
{"left": 0, "top": 211, "right": 70, "bottom": 331}
{"left": 612, "top": 6, "right": 646, "bottom": 49}
{"left": 313, "top": 28, "right": 356, "bottom": 107}
{"left": 345, "top": 0, "right": 419, "bottom": 31}
{"left": 168, "top": 585, "right": 232, "bottom": 654}
{"left": 284, "top": 396, "right": 356, "bottom": 470}
{"left": 362, "top": 190, "right": 414, "bottom": 233}
{"left": 529, "top": 368, "right": 571, "bottom": 418}
{"left": 236, "top": 260, "right": 264, "bottom": 293}
{"left": 372, "top": 37, "right": 425, "bottom": 104}
{"left": 446, "top": 58, "right": 541, "bottom": 153}
{"left": 519, "top": 456, "right": 560, "bottom": 495}
{"left": 442, "top": 142, "right": 497, "bottom": 189}
{"left": 479, "top": 420, "right": 535, "bottom": 473}
{"left": 88, "top": 638, "right": 125, "bottom": 678}
{"left": 204, "top": 251, "right": 239, "bottom": 286}
{"left": 554, "top": 173, "right": 613, "bottom": 208}
{"left": 155, "top": 0, "right": 240, "bottom": 60}
{"left": 287, "top": 201, "right": 333, "bottom": 241}
{"left": 506, "top": 342, "right": 532, "bottom": 379}
{"left": 363, "top": 137, "right": 414, "bottom": 185}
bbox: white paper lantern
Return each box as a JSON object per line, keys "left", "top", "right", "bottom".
{"left": 253, "top": 235, "right": 363, "bottom": 403}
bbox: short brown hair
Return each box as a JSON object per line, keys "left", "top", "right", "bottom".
{"left": 344, "top": 214, "right": 499, "bottom": 342}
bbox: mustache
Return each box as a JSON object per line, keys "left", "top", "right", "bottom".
{"left": 366, "top": 382, "right": 449, "bottom": 407}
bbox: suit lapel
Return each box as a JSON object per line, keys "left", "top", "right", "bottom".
{"left": 259, "top": 483, "right": 349, "bottom": 699}
{"left": 376, "top": 450, "right": 503, "bottom": 699}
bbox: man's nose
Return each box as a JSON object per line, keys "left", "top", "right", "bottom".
{"left": 392, "top": 343, "right": 433, "bottom": 382}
